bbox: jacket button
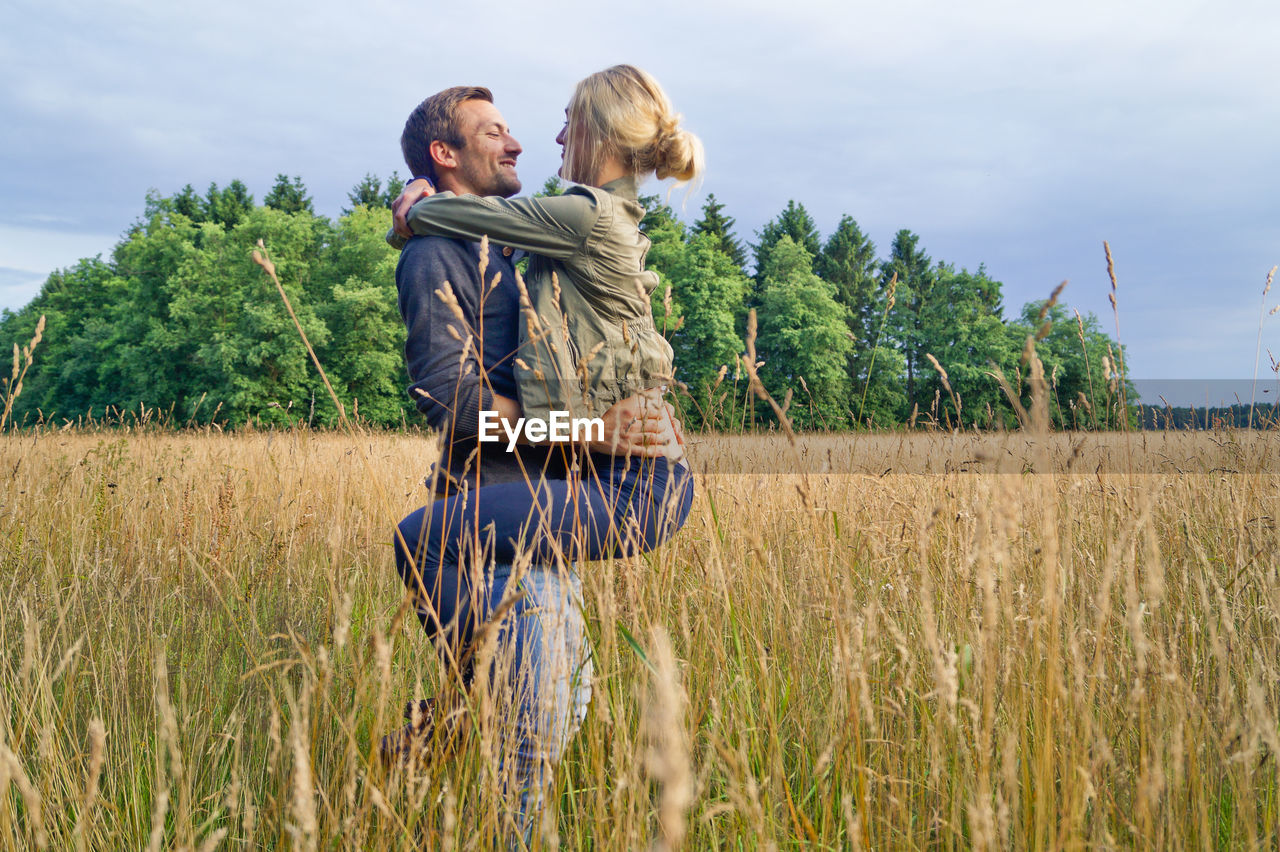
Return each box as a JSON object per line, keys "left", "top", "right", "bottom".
{"left": 502, "top": 246, "right": 514, "bottom": 257}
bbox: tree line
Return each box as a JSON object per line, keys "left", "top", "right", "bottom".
{"left": 629, "top": 183, "right": 1133, "bottom": 430}
{"left": 1, "top": 173, "right": 1136, "bottom": 430}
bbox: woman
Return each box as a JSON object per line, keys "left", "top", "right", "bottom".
{"left": 388, "top": 65, "right": 702, "bottom": 840}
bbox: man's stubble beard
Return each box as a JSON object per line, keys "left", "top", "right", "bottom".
{"left": 458, "top": 157, "right": 521, "bottom": 199}
{"left": 492, "top": 173, "right": 521, "bottom": 199}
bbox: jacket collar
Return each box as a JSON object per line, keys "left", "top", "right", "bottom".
{"left": 599, "top": 175, "right": 639, "bottom": 202}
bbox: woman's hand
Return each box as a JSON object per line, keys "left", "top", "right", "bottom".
{"left": 589, "top": 390, "right": 686, "bottom": 463}
{"left": 392, "top": 178, "right": 436, "bottom": 238}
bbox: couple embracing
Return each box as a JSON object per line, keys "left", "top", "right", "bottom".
{"left": 384, "top": 65, "right": 700, "bottom": 841}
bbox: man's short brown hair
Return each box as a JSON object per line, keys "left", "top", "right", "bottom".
{"left": 400, "top": 86, "right": 494, "bottom": 184}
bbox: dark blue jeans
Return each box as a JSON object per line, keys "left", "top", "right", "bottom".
{"left": 392, "top": 455, "right": 692, "bottom": 839}
{"left": 394, "top": 455, "right": 693, "bottom": 655}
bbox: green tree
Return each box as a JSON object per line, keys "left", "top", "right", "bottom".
{"left": 344, "top": 173, "right": 385, "bottom": 213}
{"left": 662, "top": 234, "right": 749, "bottom": 427}
{"left": 637, "top": 194, "right": 689, "bottom": 307}
{"left": 264, "top": 174, "right": 314, "bottom": 215}
{"left": 381, "top": 171, "right": 405, "bottom": 207}
{"left": 814, "top": 215, "right": 903, "bottom": 424}
{"left": 535, "top": 176, "right": 565, "bottom": 197}
{"left": 205, "top": 180, "right": 254, "bottom": 229}
{"left": 1008, "top": 300, "right": 1135, "bottom": 429}
{"left": 311, "top": 205, "right": 409, "bottom": 425}
{"left": 882, "top": 229, "right": 936, "bottom": 420}
{"left": 754, "top": 236, "right": 853, "bottom": 428}
{"left": 913, "top": 264, "right": 1012, "bottom": 427}
{"left": 105, "top": 201, "right": 209, "bottom": 416}
{"left": 817, "top": 216, "right": 878, "bottom": 330}
{"left": 0, "top": 257, "right": 123, "bottom": 422}
{"left": 693, "top": 193, "right": 748, "bottom": 271}
{"left": 753, "top": 200, "right": 821, "bottom": 280}
{"left": 172, "top": 183, "right": 206, "bottom": 222}
{"left": 343, "top": 172, "right": 408, "bottom": 214}
{"left": 1, "top": 177, "right": 423, "bottom": 429}
{"left": 164, "top": 206, "right": 331, "bottom": 426}
{"left": 638, "top": 193, "right": 684, "bottom": 238}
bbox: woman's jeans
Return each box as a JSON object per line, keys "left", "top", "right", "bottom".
{"left": 393, "top": 455, "right": 693, "bottom": 837}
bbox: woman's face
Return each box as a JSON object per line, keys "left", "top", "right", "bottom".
{"left": 555, "top": 127, "right": 566, "bottom": 176}
{"left": 555, "top": 108, "right": 571, "bottom": 179}
{"left": 556, "top": 105, "right": 597, "bottom": 183}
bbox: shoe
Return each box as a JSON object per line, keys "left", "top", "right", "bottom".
{"left": 379, "top": 698, "right": 437, "bottom": 768}
{"left": 403, "top": 699, "right": 434, "bottom": 721}
{"left": 379, "top": 697, "right": 468, "bottom": 769}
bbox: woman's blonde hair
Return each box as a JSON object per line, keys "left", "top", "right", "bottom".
{"left": 561, "top": 65, "right": 704, "bottom": 188}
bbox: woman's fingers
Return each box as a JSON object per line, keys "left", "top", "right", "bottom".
{"left": 592, "top": 391, "right": 684, "bottom": 460}
{"left": 628, "top": 412, "right": 683, "bottom": 459}
{"left": 392, "top": 178, "right": 435, "bottom": 237}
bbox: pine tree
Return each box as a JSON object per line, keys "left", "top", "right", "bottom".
{"left": 381, "top": 171, "right": 405, "bottom": 207}
{"left": 882, "top": 229, "right": 935, "bottom": 419}
{"left": 816, "top": 215, "right": 903, "bottom": 426}
{"left": 345, "top": 172, "right": 407, "bottom": 213}
{"left": 264, "top": 174, "right": 314, "bottom": 215}
{"left": 638, "top": 193, "right": 683, "bottom": 237}
{"left": 205, "top": 180, "right": 254, "bottom": 229}
{"left": 693, "top": 193, "right": 747, "bottom": 271}
{"left": 752, "top": 200, "right": 821, "bottom": 279}
{"left": 172, "top": 184, "right": 206, "bottom": 222}
{"left": 344, "top": 173, "right": 384, "bottom": 213}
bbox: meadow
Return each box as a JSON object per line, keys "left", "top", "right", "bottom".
{"left": 1, "top": 420, "right": 1277, "bottom": 851}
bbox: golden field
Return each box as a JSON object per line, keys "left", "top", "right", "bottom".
{"left": 1, "top": 427, "right": 1278, "bottom": 849}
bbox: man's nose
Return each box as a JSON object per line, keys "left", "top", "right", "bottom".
{"left": 505, "top": 134, "right": 523, "bottom": 156}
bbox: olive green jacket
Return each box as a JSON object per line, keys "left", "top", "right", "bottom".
{"left": 389, "top": 176, "right": 673, "bottom": 420}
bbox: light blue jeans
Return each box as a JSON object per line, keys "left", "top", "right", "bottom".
{"left": 477, "top": 563, "right": 593, "bottom": 846}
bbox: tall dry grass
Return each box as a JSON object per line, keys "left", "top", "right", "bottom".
{"left": 2, "top": 420, "right": 1278, "bottom": 849}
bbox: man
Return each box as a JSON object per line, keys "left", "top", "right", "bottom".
{"left": 386, "top": 86, "right": 681, "bottom": 841}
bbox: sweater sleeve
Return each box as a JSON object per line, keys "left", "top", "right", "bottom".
{"left": 395, "top": 238, "right": 492, "bottom": 438}
{"left": 403, "top": 189, "right": 600, "bottom": 260}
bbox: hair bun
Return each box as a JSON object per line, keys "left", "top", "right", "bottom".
{"left": 655, "top": 125, "right": 704, "bottom": 184}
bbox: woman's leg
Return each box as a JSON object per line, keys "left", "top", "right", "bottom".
{"left": 394, "top": 462, "right": 690, "bottom": 642}
{"left": 587, "top": 454, "right": 695, "bottom": 554}
{"left": 393, "top": 476, "right": 616, "bottom": 657}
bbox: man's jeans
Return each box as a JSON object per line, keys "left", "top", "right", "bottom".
{"left": 478, "top": 562, "right": 592, "bottom": 841}
{"left": 393, "top": 456, "right": 693, "bottom": 836}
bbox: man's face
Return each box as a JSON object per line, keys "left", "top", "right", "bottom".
{"left": 447, "top": 99, "right": 522, "bottom": 198}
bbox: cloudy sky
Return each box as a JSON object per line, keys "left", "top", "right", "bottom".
{"left": 2, "top": 0, "right": 1277, "bottom": 404}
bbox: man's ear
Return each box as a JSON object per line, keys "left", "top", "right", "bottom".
{"left": 429, "top": 140, "right": 457, "bottom": 172}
